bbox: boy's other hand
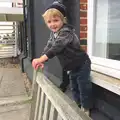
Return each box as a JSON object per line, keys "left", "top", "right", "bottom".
{"left": 32, "top": 58, "right": 44, "bottom": 70}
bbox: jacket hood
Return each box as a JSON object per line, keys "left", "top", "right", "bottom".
{"left": 60, "top": 24, "right": 75, "bottom": 32}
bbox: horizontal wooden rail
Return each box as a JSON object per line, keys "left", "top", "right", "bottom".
{"left": 30, "top": 70, "right": 91, "bottom": 120}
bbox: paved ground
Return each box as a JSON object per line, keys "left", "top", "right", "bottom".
{"left": 0, "top": 58, "right": 31, "bottom": 120}
{"left": 0, "top": 68, "right": 27, "bottom": 97}
{"left": 0, "top": 103, "right": 30, "bottom": 120}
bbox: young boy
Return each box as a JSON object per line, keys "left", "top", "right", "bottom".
{"left": 32, "top": 1, "right": 93, "bottom": 116}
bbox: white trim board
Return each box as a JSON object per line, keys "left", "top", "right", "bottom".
{"left": 0, "top": 7, "right": 23, "bottom": 14}
{"left": 0, "top": 0, "right": 22, "bottom": 2}
{"left": 91, "top": 71, "right": 120, "bottom": 96}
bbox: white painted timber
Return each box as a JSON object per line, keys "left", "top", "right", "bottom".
{"left": 43, "top": 97, "right": 51, "bottom": 120}
{"left": 91, "top": 71, "right": 120, "bottom": 96}
{"left": 34, "top": 86, "right": 41, "bottom": 120}
{"left": 0, "top": 7, "right": 23, "bottom": 15}
{"left": 30, "top": 70, "right": 91, "bottom": 120}
{"left": 37, "top": 91, "right": 45, "bottom": 120}
{"left": 0, "top": 0, "right": 22, "bottom": 2}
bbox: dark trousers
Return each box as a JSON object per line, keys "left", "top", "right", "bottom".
{"left": 69, "top": 60, "right": 93, "bottom": 109}
{"left": 59, "top": 69, "right": 69, "bottom": 92}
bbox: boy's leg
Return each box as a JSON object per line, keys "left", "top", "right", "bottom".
{"left": 59, "top": 69, "right": 69, "bottom": 92}
{"left": 69, "top": 60, "right": 93, "bottom": 110}
{"left": 69, "top": 73, "right": 81, "bottom": 107}
{"left": 76, "top": 61, "right": 93, "bottom": 109}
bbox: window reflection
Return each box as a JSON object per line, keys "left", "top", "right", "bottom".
{"left": 93, "top": 0, "right": 120, "bottom": 61}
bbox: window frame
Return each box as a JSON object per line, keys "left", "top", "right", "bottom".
{"left": 87, "top": 0, "right": 120, "bottom": 79}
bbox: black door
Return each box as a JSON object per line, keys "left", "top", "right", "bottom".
{"left": 22, "top": 0, "right": 80, "bottom": 83}
{"left": 31, "top": 0, "right": 80, "bottom": 85}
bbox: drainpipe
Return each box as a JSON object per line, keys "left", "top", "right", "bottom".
{"left": 19, "top": 0, "right": 28, "bottom": 72}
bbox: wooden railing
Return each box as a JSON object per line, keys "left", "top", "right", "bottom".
{"left": 29, "top": 69, "right": 92, "bottom": 120}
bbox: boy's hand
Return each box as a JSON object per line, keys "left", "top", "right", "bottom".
{"left": 32, "top": 58, "right": 44, "bottom": 70}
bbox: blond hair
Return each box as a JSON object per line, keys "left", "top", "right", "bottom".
{"left": 42, "top": 8, "right": 67, "bottom": 23}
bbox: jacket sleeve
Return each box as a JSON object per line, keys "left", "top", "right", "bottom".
{"left": 45, "top": 31, "right": 73, "bottom": 59}
{"left": 41, "top": 32, "right": 53, "bottom": 55}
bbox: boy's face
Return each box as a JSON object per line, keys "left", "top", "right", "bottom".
{"left": 45, "top": 15, "right": 63, "bottom": 32}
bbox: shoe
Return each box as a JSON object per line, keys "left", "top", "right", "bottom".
{"left": 81, "top": 107, "right": 90, "bottom": 116}
{"left": 78, "top": 104, "right": 81, "bottom": 108}
{"left": 59, "top": 86, "right": 67, "bottom": 92}
{"left": 59, "top": 83, "right": 68, "bottom": 92}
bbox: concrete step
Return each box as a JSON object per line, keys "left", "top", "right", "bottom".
{"left": 0, "top": 95, "right": 31, "bottom": 113}
{"left": 0, "top": 103, "right": 30, "bottom": 120}
{"left": 0, "top": 95, "right": 31, "bottom": 120}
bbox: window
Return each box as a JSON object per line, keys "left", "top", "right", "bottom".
{"left": 88, "top": 0, "right": 120, "bottom": 79}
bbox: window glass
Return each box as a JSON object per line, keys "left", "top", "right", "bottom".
{"left": 93, "top": 0, "right": 120, "bottom": 61}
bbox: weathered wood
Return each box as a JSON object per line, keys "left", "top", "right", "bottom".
{"left": 36, "top": 71, "right": 91, "bottom": 120}
{"left": 57, "top": 115, "right": 63, "bottom": 120}
{"left": 37, "top": 91, "right": 45, "bottom": 120}
{"left": 34, "top": 86, "right": 41, "bottom": 120}
{"left": 43, "top": 97, "right": 51, "bottom": 120}
{"left": 52, "top": 108, "right": 58, "bottom": 120}
{"left": 30, "top": 70, "right": 37, "bottom": 98}
{"left": 29, "top": 70, "right": 38, "bottom": 120}
{"left": 49, "top": 105, "right": 58, "bottom": 120}
{"left": 91, "top": 71, "right": 120, "bottom": 95}
{"left": 30, "top": 69, "right": 91, "bottom": 120}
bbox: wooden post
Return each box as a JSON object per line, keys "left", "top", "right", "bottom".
{"left": 29, "top": 70, "right": 38, "bottom": 120}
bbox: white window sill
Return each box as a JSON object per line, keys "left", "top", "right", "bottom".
{"left": 91, "top": 71, "right": 120, "bottom": 96}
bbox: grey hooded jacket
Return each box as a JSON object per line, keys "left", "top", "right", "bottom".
{"left": 43, "top": 24, "right": 90, "bottom": 71}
